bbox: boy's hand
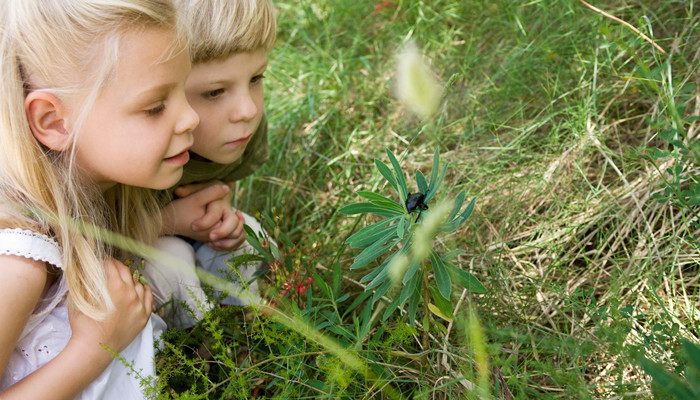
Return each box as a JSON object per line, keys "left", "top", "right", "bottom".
{"left": 161, "top": 182, "right": 231, "bottom": 241}
{"left": 206, "top": 209, "right": 246, "bottom": 251}
{"left": 167, "top": 181, "right": 247, "bottom": 251}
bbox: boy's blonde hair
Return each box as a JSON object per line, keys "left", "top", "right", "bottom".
{"left": 0, "top": 0, "right": 185, "bottom": 319}
{"left": 177, "top": 0, "right": 277, "bottom": 64}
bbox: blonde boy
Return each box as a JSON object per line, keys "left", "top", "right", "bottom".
{"left": 145, "top": 0, "right": 277, "bottom": 328}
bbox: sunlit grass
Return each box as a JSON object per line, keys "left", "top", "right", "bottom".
{"left": 155, "top": 0, "right": 700, "bottom": 398}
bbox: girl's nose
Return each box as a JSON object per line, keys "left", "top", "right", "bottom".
{"left": 177, "top": 99, "right": 200, "bottom": 135}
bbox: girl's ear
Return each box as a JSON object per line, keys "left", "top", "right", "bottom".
{"left": 24, "top": 91, "right": 71, "bottom": 151}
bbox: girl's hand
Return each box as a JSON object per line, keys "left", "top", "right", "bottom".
{"left": 67, "top": 258, "right": 153, "bottom": 360}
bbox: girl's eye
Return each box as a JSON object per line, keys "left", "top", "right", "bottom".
{"left": 251, "top": 74, "right": 265, "bottom": 84}
{"left": 145, "top": 103, "right": 165, "bottom": 116}
{"left": 204, "top": 88, "right": 225, "bottom": 100}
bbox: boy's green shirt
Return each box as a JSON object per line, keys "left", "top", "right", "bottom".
{"left": 161, "top": 113, "right": 269, "bottom": 202}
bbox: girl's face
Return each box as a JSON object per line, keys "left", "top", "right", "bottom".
{"left": 70, "top": 27, "right": 199, "bottom": 191}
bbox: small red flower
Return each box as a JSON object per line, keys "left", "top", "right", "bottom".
{"left": 374, "top": 1, "right": 393, "bottom": 13}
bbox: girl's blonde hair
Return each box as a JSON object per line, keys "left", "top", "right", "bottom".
{"left": 0, "top": 0, "right": 186, "bottom": 319}
{"left": 176, "top": 0, "right": 277, "bottom": 64}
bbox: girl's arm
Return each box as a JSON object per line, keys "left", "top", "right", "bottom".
{"left": 0, "top": 255, "right": 47, "bottom": 382}
{"left": 0, "top": 257, "right": 153, "bottom": 400}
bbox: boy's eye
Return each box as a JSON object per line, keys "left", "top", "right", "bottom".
{"left": 204, "top": 88, "right": 225, "bottom": 99}
{"left": 251, "top": 74, "right": 265, "bottom": 84}
{"left": 145, "top": 103, "right": 165, "bottom": 116}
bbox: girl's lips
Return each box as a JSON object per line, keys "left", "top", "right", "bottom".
{"left": 164, "top": 150, "right": 190, "bottom": 166}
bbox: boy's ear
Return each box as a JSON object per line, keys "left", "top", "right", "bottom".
{"left": 24, "top": 91, "right": 71, "bottom": 151}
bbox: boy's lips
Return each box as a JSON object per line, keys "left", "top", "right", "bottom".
{"left": 226, "top": 133, "right": 252, "bottom": 147}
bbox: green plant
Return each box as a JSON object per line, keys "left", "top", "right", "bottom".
{"left": 338, "top": 148, "right": 484, "bottom": 328}
{"left": 638, "top": 339, "right": 700, "bottom": 399}
{"left": 238, "top": 212, "right": 316, "bottom": 308}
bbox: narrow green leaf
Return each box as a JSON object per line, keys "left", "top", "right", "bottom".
{"left": 371, "top": 278, "right": 392, "bottom": 303}
{"left": 442, "top": 249, "right": 465, "bottom": 260}
{"left": 448, "top": 190, "right": 467, "bottom": 222}
{"left": 400, "top": 266, "right": 420, "bottom": 304}
{"left": 430, "top": 250, "right": 451, "bottom": 299}
{"left": 354, "top": 228, "right": 398, "bottom": 256}
{"left": 359, "top": 261, "right": 384, "bottom": 283}
{"left": 428, "top": 149, "right": 440, "bottom": 194}
{"left": 338, "top": 202, "right": 403, "bottom": 217}
{"left": 386, "top": 148, "right": 407, "bottom": 201}
{"left": 332, "top": 262, "right": 342, "bottom": 297}
{"left": 416, "top": 170, "right": 428, "bottom": 194}
{"left": 342, "top": 290, "right": 373, "bottom": 319}
{"left": 382, "top": 294, "right": 403, "bottom": 321}
{"left": 243, "top": 225, "right": 273, "bottom": 261}
{"left": 357, "top": 191, "right": 397, "bottom": 204}
{"left": 375, "top": 159, "right": 398, "bottom": 192}
{"left": 355, "top": 301, "right": 374, "bottom": 343}
{"left": 365, "top": 259, "right": 392, "bottom": 290}
{"left": 345, "top": 217, "right": 400, "bottom": 249}
{"left": 425, "top": 164, "right": 448, "bottom": 203}
{"left": 402, "top": 258, "right": 419, "bottom": 285}
{"left": 357, "top": 191, "right": 405, "bottom": 213}
{"left": 445, "top": 261, "right": 486, "bottom": 293}
{"left": 428, "top": 303, "right": 453, "bottom": 322}
{"left": 369, "top": 199, "right": 406, "bottom": 213}
{"left": 458, "top": 197, "right": 477, "bottom": 224}
{"left": 439, "top": 197, "right": 477, "bottom": 233}
{"left": 397, "top": 214, "right": 405, "bottom": 239}
{"left": 304, "top": 379, "right": 329, "bottom": 393}
{"left": 328, "top": 324, "right": 356, "bottom": 342}
{"left": 336, "top": 293, "right": 349, "bottom": 303}
{"left": 313, "top": 271, "right": 331, "bottom": 298}
{"left": 350, "top": 237, "right": 398, "bottom": 270}
{"left": 429, "top": 286, "right": 454, "bottom": 319}
{"left": 408, "top": 283, "right": 420, "bottom": 326}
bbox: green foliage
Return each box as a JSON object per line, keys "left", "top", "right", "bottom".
{"left": 148, "top": 0, "right": 700, "bottom": 398}
{"left": 646, "top": 75, "right": 700, "bottom": 241}
{"left": 638, "top": 340, "right": 700, "bottom": 399}
{"left": 339, "top": 148, "right": 482, "bottom": 324}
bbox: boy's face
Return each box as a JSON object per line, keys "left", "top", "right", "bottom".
{"left": 185, "top": 48, "right": 267, "bottom": 164}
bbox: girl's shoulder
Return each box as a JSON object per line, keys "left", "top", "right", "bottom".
{"left": 0, "top": 229, "right": 62, "bottom": 271}
{"left": 0, "top": 201, "right": 61, "bottom": 260}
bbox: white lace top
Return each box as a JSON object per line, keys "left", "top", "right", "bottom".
{"left": 0, "top": 228, "right": 165, "bottom": 399}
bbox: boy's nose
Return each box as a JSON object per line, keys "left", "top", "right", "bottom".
{"left": 229, "top": 92, "right": 257, "bottom": 122}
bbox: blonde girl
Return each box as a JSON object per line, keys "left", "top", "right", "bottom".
{"left": 0, "top": 1, "right": 198, "bottom": 399}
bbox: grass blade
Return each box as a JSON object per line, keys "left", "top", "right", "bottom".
{"left": 430, "top": 249, "right": 451, "bottom": 299}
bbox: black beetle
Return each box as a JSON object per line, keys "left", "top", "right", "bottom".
{"left": 405, "top": 192, "right": 428, "bottom": 221}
